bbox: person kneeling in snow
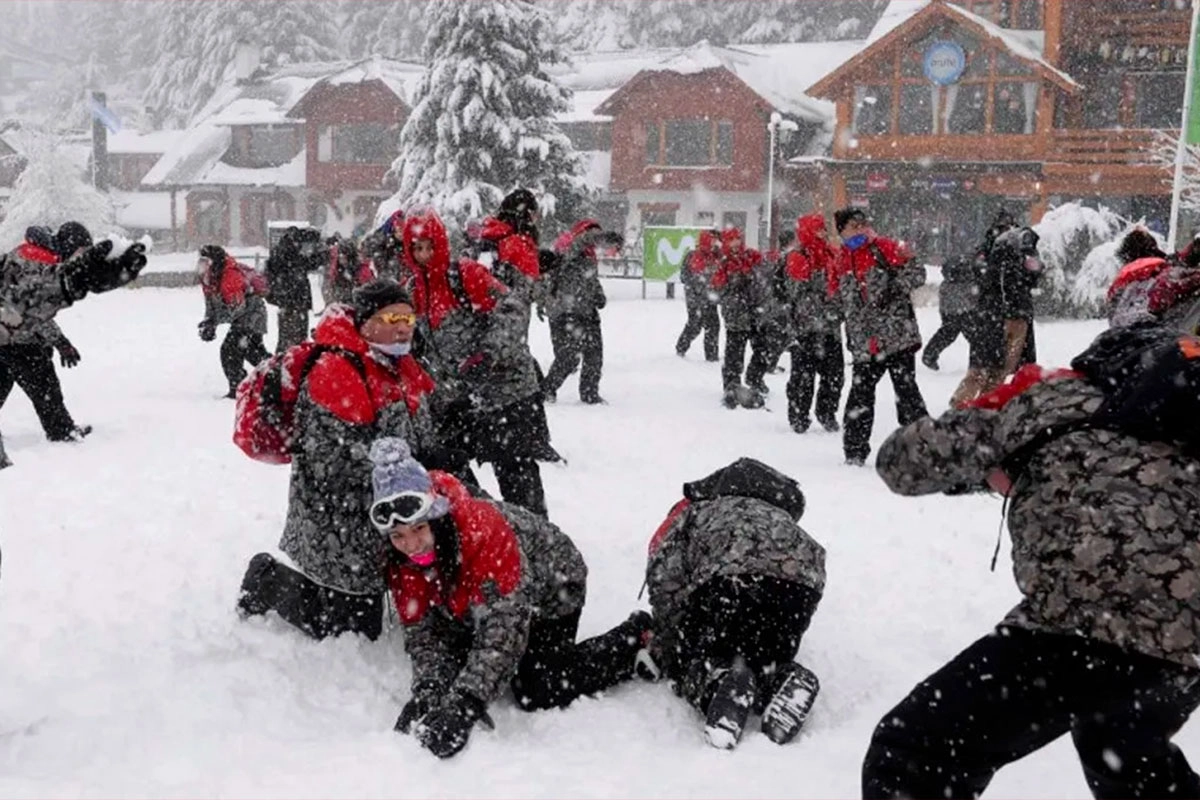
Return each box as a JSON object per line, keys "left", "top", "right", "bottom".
{"left": 644, "top": 458, "right": 824, "bottom": 749}
{"left": 371, "top": 436, "right": 651, "bottom": 759}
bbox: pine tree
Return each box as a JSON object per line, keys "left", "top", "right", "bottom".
{"left": 386, "top": 0, "right": 587, "bottom": 232}
{"left": 0, "top": 130, "right": 119, "bottom": 248}
{"left": 343, "top": 0, "right": 427, "bottom": 61}
{"left": 143, "top": 0, "right": 341, "bottom": 128}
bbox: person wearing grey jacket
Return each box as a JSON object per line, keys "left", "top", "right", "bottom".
{"left": 646, "top": 458, "right": 825, "bottom": 750}
{"left": 922, "top": 254, "right": 979, "bottom": 370}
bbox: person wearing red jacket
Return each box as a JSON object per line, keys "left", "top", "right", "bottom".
{"left": 370, "top": 436, "right": 651, "bottom": 759}
{"left": 711, "top": 228, "right": 766, "bottom": 408}
{"left": 237, "top": 281, "right": 442, "bottom": 640}
{"left": 834, "top": 207, "right": 928, "bottom": 465}
{"left": 784, "top": 214, "right": 845, "bottom": 433}
{"left": 675, "top": 228, "right": 722, "bottom": 361}
{"left": 197, "top": 244, "right": 270, "bottom": 398}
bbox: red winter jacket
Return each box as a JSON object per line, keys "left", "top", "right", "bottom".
{"left": 787, "top": 214, "right": 840, "bottom": 298}
{"left": 837, "top": 235, "right": 912, "bottom": 293}
{"left": 201, "top": 255, "right": 261, "bottom": 307}
{"left": 303, "top": 305, "right": 435, "bottom": 425}
{"left": 402, "top": 209, "right": 503, "bottom": 329}
{"left": 553, "top": 218, "right": 601, "bottom": 256}
{"left": 386, "top": 471, "right": 522, "bottom": 625}
{"left": 480, "top": 217, "right": 540, "bottom": 279}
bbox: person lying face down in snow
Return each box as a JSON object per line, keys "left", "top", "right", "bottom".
{"left": 369, "top": 436, "right": 653, "bottom": 759}
{"left": 644, "top": 457, "right": 825, "bottom": 750}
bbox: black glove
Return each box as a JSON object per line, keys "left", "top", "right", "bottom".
{"left": 414, "top": 691, "right": 487, "bottom": 759}
{"left": 198, "top": 319, "right": 216, "bottom": 342}
{"left": 56, "top": 340, "right": 81, "bottom": 368}
{"left": 394, "top": 696, "right": 434, "bottom": 734}
{"left": 60, "top": 241, "right": 148, "bottom": 300}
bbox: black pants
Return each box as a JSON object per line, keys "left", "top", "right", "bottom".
{"left": 0, "top": 344, "right": 77, "bottom": 440}
{"left": 493, "top": 456, "right": 547, "bottom": 517}
{"left": 511, "top": 608, "right": 644, "bottom": 711}
{"left": 542, "top": 314, "right": 603, "bottom": 402}
{"left": 863, "top": 627, "right": 1200, "bottom": 800}
{"left": 721, "top": 328, "right": 754, "bottom": 392}
{"left": 787, "top": 332, "right": 844, "bottom": 428}
{"left": 236, "top": 553, "right": 383, "bottom": 641}
{"left": 923, "top": 313, "right": 971, "bottom": 364}
{"left": 843, "top": 350, "right": 928, "bottom": 462}
{"left": 744, "top": 323, "right": 791, "bottom": 388}
{"left": 677, "top": 291, "right": 720, "bottom": 361}
{"left": 668, "top": 575, "right": 821, "bottom": 710}
{"left": 220, "top": 327, "right": 270, "bottom": 391}
{"left": 275, "top": 308, "right": 310, "bottom": 354}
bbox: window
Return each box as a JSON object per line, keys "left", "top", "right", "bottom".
{"left": 316, "top": 123, "right": 397, "bottom": 164}
{"left": 1133, "top": 71, "right": 1186, "bottom": 128}
{"left": 899, "top": 85, "right": 936, "bottom": 135}
{"left": 1015, "top": 0, "right": 1042, "bottom": 28}
{"left": 853, "top": 85, "right": 893, "bottom": 135}
{"left": 695, "top": 211, "right": 716, "bottom": 227}
{"left": 194, "top": 196, "right": 226, "bottom": 241}
{"left": 722, "top": 211, "right": 747, "bottom": 232}
{"left": 247, "top": 126, "right": 298, "bottom": 167}
{"left": 944, "top": 84, "right": 987, "bottom": 134}
{"left": 640, "top": 207, "right": 676, "bottom": 227}
{"left": 993, "top": 82, "right": 1037, "bottom": 134}
{"left": 645, "top": 119, "right": 736, "bottom": 167}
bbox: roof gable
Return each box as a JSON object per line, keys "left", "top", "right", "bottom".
{"left": 807, "top": 0, "right": 1079, "bottom": 99}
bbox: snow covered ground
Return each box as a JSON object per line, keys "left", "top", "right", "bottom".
{"left": 0, "top": 276, "right": 1152, "bottom": 798}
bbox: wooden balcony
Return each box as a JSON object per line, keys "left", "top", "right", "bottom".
{"left": 1049, "top": 128, "right": 1169, "bottom": 166}
{"left": 1062, "top": 10, "right": 1190, "bottom": 45}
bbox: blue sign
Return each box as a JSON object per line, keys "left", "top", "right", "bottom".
{"left": 923, "top": 41, "right": 966, "bottom": 86}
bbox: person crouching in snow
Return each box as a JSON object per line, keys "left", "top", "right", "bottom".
{"left": 370, "top": 436, "right": 652, "bottom": 759}
{"left": 196, "top": 244, "right": 270, "bottom": 398}
{"left": 645, "top": 458, "right": 824, "bottom": 749}
{"left": 236, "top": 282, "right": 443, "bottom": 640}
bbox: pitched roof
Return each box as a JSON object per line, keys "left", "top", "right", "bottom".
{"left": 807, "top": 0, "right": 1079, "bottom": 99}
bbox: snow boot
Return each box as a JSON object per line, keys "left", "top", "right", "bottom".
{"left": 236, "top": 552, "right": 280, "bottom": 618}
{"left": 761, "top": 662, "right": 820, "bottom": 745}
{"left": 704, "top": 659, "right": 756, "bottom": 750}
{"left": 790, "top": 416, "right": 810, "bottom": 434}
{"left": 722, "top": 388, "right": 739, "bottom": 409}
{"left": 737, "top": 385, "right": 765, "bottom": 409}
{"left": 817, "top": 415, "right": 840, "bottom": 433}
{"left": 921, "top": 351, "right": 939, "bottom": 371}
{"left": 49, "top": 425, "right": 91, "bottom": 442}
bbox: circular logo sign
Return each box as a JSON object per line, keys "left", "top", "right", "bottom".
{"left": 923, "top": 41, "right": 966, "bottom": 85}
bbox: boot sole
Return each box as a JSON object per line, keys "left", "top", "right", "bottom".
{"left": 704, "top": 665, "right": 756, "bottom": 749}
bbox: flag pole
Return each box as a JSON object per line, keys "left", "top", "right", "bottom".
{"left": 1168, "top": 0, "right": 1200, "bottom": 252}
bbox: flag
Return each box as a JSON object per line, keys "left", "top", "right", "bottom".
{"left": 88, "top": 96, "right": 121, "bottom": 134}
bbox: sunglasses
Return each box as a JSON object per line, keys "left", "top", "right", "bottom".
{"left": 376, "top": 311, "right": 416, "bottom": 325}
{"left": 370, "top": 491, "right": 435, "bottom": 531}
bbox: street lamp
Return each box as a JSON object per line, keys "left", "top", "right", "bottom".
{"left": 766, "top": 111, "right": 799, "bottom": 247}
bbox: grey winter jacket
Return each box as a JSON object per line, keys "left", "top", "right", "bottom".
{"left": 751, "top": 254, "right": 792, "bottom": 333}
{"left": 541, "top": 249, "right": 605, "bottom": 321}
{"left": 839, "top": 242, "right": 925, "bottom": 361}
{"left": 403, "top": 499, "right": 588, "bottom": 704}
{"left": 0, "top": 247, "right": 75, "bottom": 346}
{"left": 938, "top": 256, "right": 979, "bottom": 318}
{"left": 646, "top": 495, "right": 826, "bottom": 674}
{"left": 876, "top": 375, "right": 1200, "bottom": 668}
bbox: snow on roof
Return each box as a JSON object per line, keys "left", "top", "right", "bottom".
{"left": 555, "top": 49, "right": 680, "bottom": 92}
{"left": 142, "top": 124, "right": 230, "bottom": 187}
{"left": 112, "top": 191, "right": 177, "bottom": 230}
{"left": 558, "top": 89, "right": 616, "bottom": 123}
{"left": 201, "top": 149, "right": 306, "bottom": 188}
{"left": 107, "top": 130, "right": 186, "bottom": 155}
{"left": 323, "top": 56, "right": 425, "bottom": 105}
{"left": 868, "top": 0, "right": 930, "bottom": 43}
{"left": 943, "top": 3, "right": 1077, "bottom": 89}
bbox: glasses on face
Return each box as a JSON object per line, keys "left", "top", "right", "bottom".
{"left": 376, "top": 311, "right": 416, "bottom": 326}
{"left": 370, "top": 491, "right": 434, "bottom": 531}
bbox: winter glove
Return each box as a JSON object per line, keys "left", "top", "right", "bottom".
{"left": 198, "top": 319, "right": 217, "bottom": 342}
{"left": 394, "top": 696, "right": 435, "bottom": 734}
{"left": 60, "top": 241, "right": 148, "bottom": 301}
{"left": 414, "top": 691, "right": 488, "bottom": 759}
{"left": 56, "top": 340, "right": 81, "bottom": 368}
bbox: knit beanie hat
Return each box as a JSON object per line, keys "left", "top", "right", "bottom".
{"left": 368, "top": 438, "right": 450, "bottom": 528}
{"left": 53, "top": 221, "right": 92, "bottom": 260}
{"left": 352, "top": 279, "right": 412, "bottom": 328}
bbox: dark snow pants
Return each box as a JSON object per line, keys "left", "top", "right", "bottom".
{"left": 923, "top": 312, "right": 972, "bottom": 365}
{"left": 668, "top": 575, "right": 821, "bottom": 711}
{"left": 493, "top": 457, "right": 547, "bottom": 518}
{"left": 787, "top": 332, "right": 845, "bottom": 428}
{"left": 219, "top": 327, "right": 270, "bottom": 392}
{"left": 511, "top": 607, "right": 644, "bottom": 711}
{"left": 676, "top": 287, "right": 720, "bottom": 361}
{"left": 721, "top": 328, "right": 754, "bottom": 392}
{"left": 0, "top": 344, "right": 77, "bottom": 440}
{"left": 744, "top": 323, "right": 791, "bottom": 389}
{"left": 236, "top": 553, "right": 383, "bottom": 641}
{"left": 842, "top": 349, "right": 928, "bottom": 463}
{"left": 275, "top": 308, "right": 310, "bottom": 354}
{"left": 542, "top": 314, "right": 603, "bottom": 402}
{"left": 863, "top": 626, "right": 1200, "bottom": 800}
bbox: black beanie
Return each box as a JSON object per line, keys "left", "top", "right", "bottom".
{"left": 53, "top": 221, "right": 92, "bottom": 260}
{"left": 499, "top": 188, "right": 538, "bottom": 218}
{"left": 833, "top": 207, "right": 867, "bottom": 235}
{"left": 352, "top": 279, "right": 412, "bottom": 327}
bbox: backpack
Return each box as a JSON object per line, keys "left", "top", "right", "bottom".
{"left": 233, "top": 342, "right": 368, "bottom": 464}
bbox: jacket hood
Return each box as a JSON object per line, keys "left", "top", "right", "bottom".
{"left": 552, "top": 219, "right": 601, "bottom": 254}
{"left": 720, "top": 228, "right": 744, "bottom": 255}
{"left": 311, "top": 304, "right": 370, "bottom": 355}
{"left": 401, "top": 209, "right": 452, "bottom": 279}
{"left": 796, "top": 214, "right": 828, "bottom": 252}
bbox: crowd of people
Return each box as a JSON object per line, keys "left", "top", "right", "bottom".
{"left": 7, "top": 189, "right": 1200, "bottom": 797}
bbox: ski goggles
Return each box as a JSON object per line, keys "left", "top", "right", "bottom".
{"left": 377, "top": 311, "right": 417, "bottom": 326}
{"left": 370, "top": 491, "right": 436, "bottom": 531}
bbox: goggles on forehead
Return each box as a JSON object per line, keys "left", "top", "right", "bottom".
{"left": 370, "top": 491, "right": 435, "bottom": 531}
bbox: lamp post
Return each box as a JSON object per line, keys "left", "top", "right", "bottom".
{"left": 765, "top": 111, "right": 799, "bottom": 248}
